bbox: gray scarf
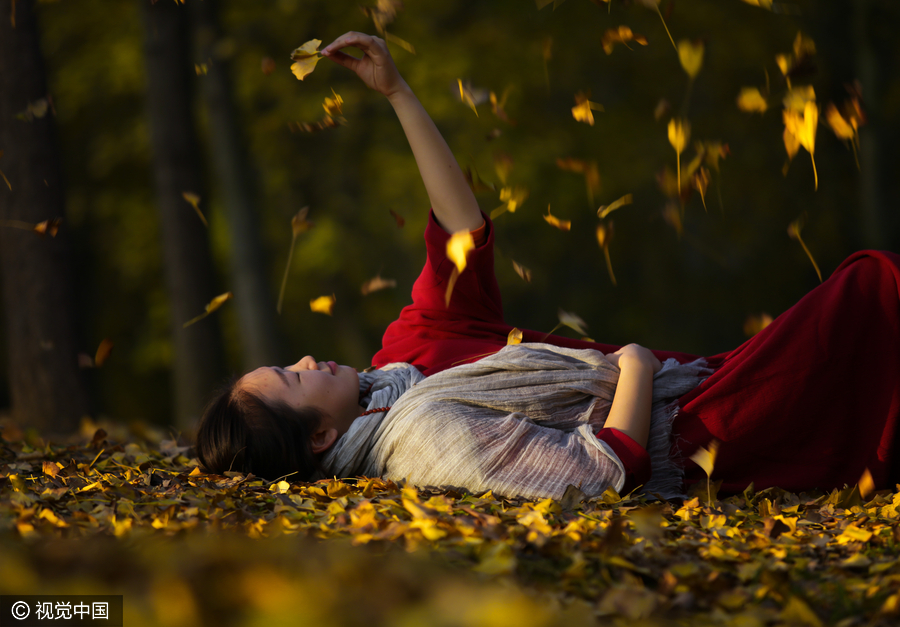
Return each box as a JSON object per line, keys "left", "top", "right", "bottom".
{"left": 317, "top": 343, "right": 709, "bottom": 499}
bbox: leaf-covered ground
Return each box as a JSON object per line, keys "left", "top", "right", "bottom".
{"left": 2, "top": 420, "right": 900, "bottom": 627}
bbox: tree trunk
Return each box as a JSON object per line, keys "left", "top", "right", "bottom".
{"left": 0, "top": 0, "right": 90, "bottom": 434}
{"left": 192, "top": 0, "right": 284, "bottom": 370}
{"left": 141, "top": 0, "right": 224, "bottom": 431}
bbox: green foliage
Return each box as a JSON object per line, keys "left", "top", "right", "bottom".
{"left": 11, "top": 0, "right": 898, "bottom": 421}
{"left": 4, "top": 424, "right": 900, "bottom": 625}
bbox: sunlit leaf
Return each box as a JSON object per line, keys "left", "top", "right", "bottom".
{"left": 668, "top": 118, "right": 690, "bottom": 193}
{"left": 447, "top": 230, "right": 475, "bottom": 273}
{"left": 783, "top": 100, "right": 818, "bottom": 189}
{"left": 690, "top": 167, "right": 710, "bottom": 211}
{"left": 677, "top": 40, "right": 704, "bottom": 79}
{"left": 194, "top": 63, "right": 208, "bottom": 76}
{"left": 322, "top": 89, "right": 343, "bottom": 117}
{"left": 290, "top": 39, "right": 323, "bottom": 81}
{"left": 512, "top": 260, "right": 532, "bottom": 283}
{"left": 310, "top": 294, "right": 336, "bottom": 316}
{"left": 783, "top": 85, "right": 816, "bottom": 113}
{"left": 507, "top": 328, "right": 523, "bottom": 346}
{"left": 456, "top": 79, "right": 488, "bottom": 117}
{"left": 94, "top": 338, "right": 114, "bottom": 367}
{"left": 597, "top": 194, "right": 632, "bottom": 219}
{"left": 571, "top": 91, "right": 604, "bottom": 126}
{"left": 489, "top": 88, "right": 515, "bottom": 124}
{"left": 491, "top": 186, "right": 528, "bottom": 219}
{"left": 737, "top": 87, "right": 768, "bottom": 113}
{"left": 32, "top": 218, "right": 62, "bottom": 238}
{"left": 361, "top": 274, "right": 397, "bottom": 296}
{"left": 183, "top": 292, "right": 233, "bottom": 328}
{"left": 361, "top": 0, "right": 404, "bottom": 34}
{"left": 181, "top": 192, "right": 208, "bottom": 228}
{"left": 825, "top": 103, "right": 853, "bottom": 140}
{"left": 690, "top": 439, "right": 719, "bottom": 503}
{"left": 385, "top": 33, "right": 416, "bottom": 54}
{"left": 558, "top": 309, "right": 588, "bottom": 336}
{"left": 787, "top": 217, "right": 822, "bottom": 283}
{"left": 740, "top": 0, "right": 773, "bottom": 9}
{"left": 858, "top": 468, "right": 875, "bottom": 500}
{"left": 601, "top": 26, "right": 648, "bottom": 55}
{"left": 543, "top": 205, "right": 571, "bottom": 231}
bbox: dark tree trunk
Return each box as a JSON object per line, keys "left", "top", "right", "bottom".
{"left": 0, "top": 0, "right": 90, "bottom": 434}
{"left": 141, "top": 0, "right": 224, "bottom": 431}
{"left": 193, "top": 0, "right": 284, "bottom": 370}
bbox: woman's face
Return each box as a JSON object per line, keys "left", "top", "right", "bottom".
{"left": 240, "top": 356, "right": 362, "bottom": 437}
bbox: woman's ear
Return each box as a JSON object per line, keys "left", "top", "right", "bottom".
{"left": 310, "top": 427, "right": 339, "bottom": 454}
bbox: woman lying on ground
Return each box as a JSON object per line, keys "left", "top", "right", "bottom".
{"left": 196, "top": 32, "right": 900, "bottom": 501}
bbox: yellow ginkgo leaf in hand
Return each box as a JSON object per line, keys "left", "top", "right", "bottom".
{"left": 737, "top": 87, "right": 768, "bottom": 113}
{"left": 677, "top": 39, "right": 704, "bottom": 79}
{"left": 290, "top": 39, "right": 323, "bottom": 81}
{"left": 601, "top": 26, "right": 648, "bottom": 55}
{"left": 543, "top": 205, "right": 571, "bottom": 231}
{"left": 571, "top": 91, "right": 604, "bottom": 126}
{"left": 597, "top": 193, "right": 632, "bottom": 219}
{"left": 310, "top": 294, "right": 336, "bottom": 315}
{"left": 689, "top": 439, "right": 719, "bottom": 503}
{"left": 184, "top": 292, "right": 233, "bottom": 328}
{"left": 447, "top": 230, "right": 475, "bottom": 273}
{"left": 507, "top": 328, "right": 523, "bottom": 346}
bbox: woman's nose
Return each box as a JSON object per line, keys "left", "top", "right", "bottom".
{"left": 286, "top": 355, "right": 316, "bottom": 371}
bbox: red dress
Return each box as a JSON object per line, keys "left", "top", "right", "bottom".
{"left": 372, "top": 212, "right": 900, "bottom": 494}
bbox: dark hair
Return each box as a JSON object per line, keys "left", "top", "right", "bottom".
{"left": 195, "top": 375, "right": 326, "bottom": 482}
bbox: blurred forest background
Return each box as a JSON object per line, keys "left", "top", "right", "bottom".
{"left": 1, "top": 0, "right": 898, "bottom": 435}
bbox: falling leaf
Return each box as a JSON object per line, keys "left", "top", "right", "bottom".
{"left": 447, "top": 230, "right": 475, "bottom": 273}
{"left": 361, "top": 275, "right": 396, "bottom": 295}
{"left": 783, "top": 101, "right": 818, "bottom": 189}
{"left": 491, "top": 186, "right": 528, "bottom": 219}
{"left": 677, "top": 40, "right": 704, "bottom": 79}
{"left": 858, "top": 468, "right": 875, "bottom": 500}
{"left": 571, "top": 91, "right": 604, "bottom": 126}
{"left": 94, "top": 338, "right": 114, "bottom": 367}
{"left": 742, "top": 313, "right": 773, "bottom": 337}
{"left": 463, "top": 165, "right": 495, "bottom": 195}
{"left": 32, "top": 218, "right": 62, "bottom": 237}
{"left": 690, "top": 439, "right": 719, "bottom": 504}
{"left": 183, "top": 292, "right": 233, "bottom": 328}
{"left": 776, "top": 32, "right": 816, "bottom": 87}
{"left": 597, "top": 194, "right": 632, "bottom": 219}
{"left": 690, "top": 167, "right": 710, "bottom": 211}
{"left": 558, "top": 309, "right": 589, "bottom": 336}
{"left": 653, "top": 99, "right": 671, "bottom": 121}
{"left": 260, "top": 57, "right": 276, "bottom": 75}
{"left": 601, "top": 26, "right": 648, "bottom": 55}
{"left": 783, "top": 85, "right": 816, "bottom": 113}
{"left": 385, "top": 33, "right": 415, "bottom": 54}
{"left": 291, "top": 206, "right": 314, "bottom": 237}
{"left": 389, "top": 209, "right": 405, "bottom": 227}
{"left": 637, "top": 0, "right": 676, "bottom": 50}
{"left": 512, "top": 260, "right": 532, "bottom": 282}
{"left": 194, "top": 63, "right": 208, "bottom": 76}
{"left": 543, "top": 205, "right": 571, "bottom": 231}
{"left": 310, "top": 294, "right": 336, "bottom": 316}
{"left": 456, "top": 80, "right": 487, "bottom": 117}
{"left": 494, "top": 152, "right": 514, "bottom": 185}
{"left": 290, "top": 39, "right": 323, "bottom": 81}
{"left": 322, "top": 89, "right": 343, "bottom": 117}
{"left": 182, "top": 192, "right": 208, "bottom": 228}
{"left": 787, "top": 217, "right": 822, "bottom": 283}
{"left": 596, "top": 223, "right": 616, "bottom": 285}
{"left": 825, "top": 103, "right": 854, "bottom": 140}
{"left": 507, "top": 328, "right": 523, "bottom": 345}
{"left": 741, "top": 0, "right": 773, "bottom": 9}
{"left": 361, "top": 0, "right": 404, "bottom": 34}
{"left": 667, "top": 118, "right": 690, "bottom": 193}
{"left": 489, "top": 89, "right": 515, "bottom": 124}
{"left": 737, "top": 87, "right": 768, "bottom": 113}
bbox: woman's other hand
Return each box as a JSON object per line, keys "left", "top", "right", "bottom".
{"left": 605, "top": 343, "right": 662, "bottom": 374}
{"left": 321, "top": 32, "right": 408, "bottom": 98}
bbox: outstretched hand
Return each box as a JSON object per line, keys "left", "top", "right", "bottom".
{"left": 321, "top": 32, "right": 408, "bottom": 98}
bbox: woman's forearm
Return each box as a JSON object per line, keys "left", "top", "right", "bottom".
{"left": 387, "top": 86, "right": 483, "bottom": 234}
{"left": 603, "top": 360, "right": 654, "bottom": 449}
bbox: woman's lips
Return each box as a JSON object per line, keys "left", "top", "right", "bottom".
{"left": 328, "top": 361, "right": 337, "bottom": 376}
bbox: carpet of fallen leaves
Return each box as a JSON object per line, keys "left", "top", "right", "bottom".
{"left": 2, "top": 420, "right": 900, "bottom": 627}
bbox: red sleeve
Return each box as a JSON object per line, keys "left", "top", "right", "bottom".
{"left": 595, "top": 428, "right": 651, "bottom": 494}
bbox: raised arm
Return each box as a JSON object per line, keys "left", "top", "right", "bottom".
{"left": 603, "top": 344, "right": 662, "bottom": 448}
{"left": 321, "top": 32, "right": 483, "bottom": 234}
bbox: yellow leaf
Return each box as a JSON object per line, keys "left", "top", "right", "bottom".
{"left": 183, "top": 292, "right": 233, "bottom": 328}
{"left": 447, "top": 230, "right": 475, "bottom": 273}
{"left": 783, "top": 112, "right": 801, "bottom": 160}
{"left": 492, "top": 186, "right": 529, "bottom": 219}
{"left": 781, "top": 596, "right": 824, "bottom": 627}
{"left": 94, "top": 338, "right": 114, "bottom": 367}
{"left": 742, "top": 312, "right": 773, "bottom": 337}
{"left": 783, "top": 85, "right": 816, "bottom": 113}
{"left": 494, "top": 152, "right": 513, "bottom": 185}
{"left": 512, "top": 260, "right": 532, "bottom": 282}
{"left": 667, "top": 118, "right": 690, "bottom": 153}
{"left": 601, "top": 26, "right": 648, "bottom": 55}
{"left": 737, "top": 87, "right": 768, "bottom": 113}
{"left": 689, "top": 440, "right": 719, "bottom": 477}
{"left": 32, "top": 218, "right": 61, "bottom": 238}
{"left": 858, "top": 467, "right": 875, "bottom": 500}
{"left": 182, "top": 191, "right": 208, "bottom": 227}
{"left": 507, "top": 328, "right": 523, "bottom": 345}
{"left": 290, "top": 39, "right": 323, "bottom": 81}
{"left": 825, "top": 103, "right": 855, "bottom": 140}
{"left": 543, "top": 205, "right": 571, "bottom": 231}
{"left": 384, "top": 32, "right": 415, "bottom": 55}
{"left": 787, "top": 217, "right": 822, "bottom": 282}
{"left": 322, "top": 89, "right": 343, "bottom": 117}
{"left": 571, "top": 91, "right": 603, "bottom": 126}
{"left": 677, "top": 40, "right": 704, "bottom": 79}
{"left": 558, "top": 309, "right": 588, "bottom": 336}
{"left": 310, "top": 294, "right": 335, "bottom": 315}
{"left": 798, "top": 100, "right": 818, "bottom": 153}
{"left": 691, "top": 167, "right": 710, "bottom": 211}
{"left": 597, "top": 193, "right": 632, "bottom": 219}
{"left": 457, "top": 79, "right": 486, "bottom": 117}
{"left": 361, "top": 274, "right": 397, "bottom": 295}
{"left": 740, "top": 0, "right": 773, "bottom": 9}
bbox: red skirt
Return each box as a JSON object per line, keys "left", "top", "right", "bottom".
{"left": 674, "top": 250, "right": 900, "bottom": 494}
